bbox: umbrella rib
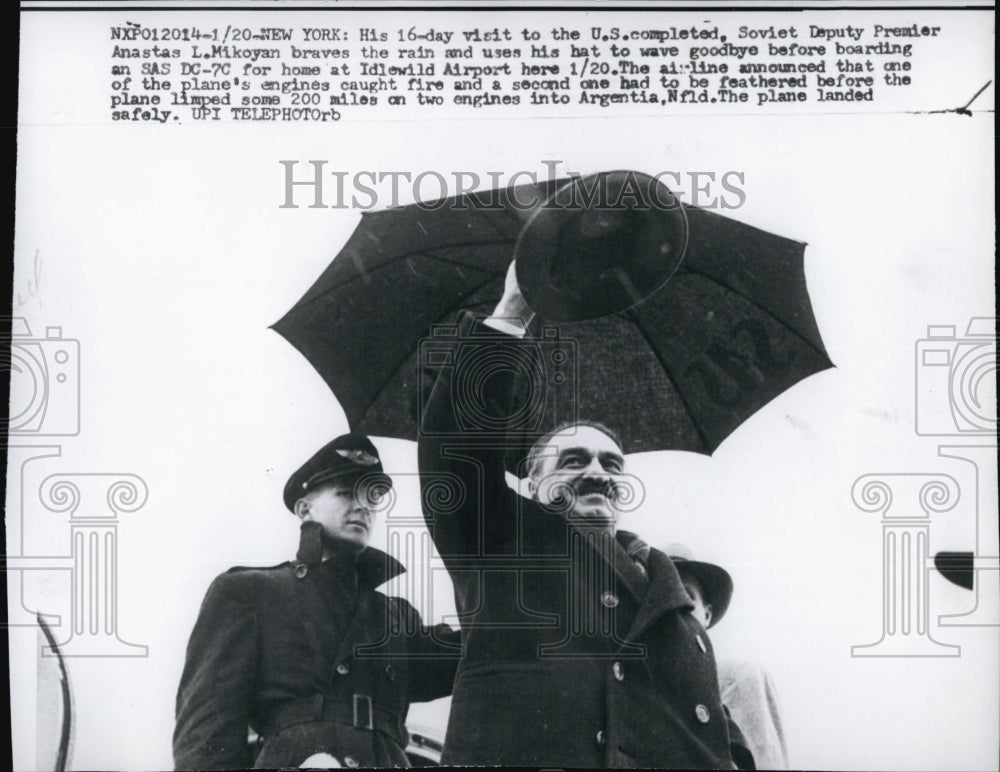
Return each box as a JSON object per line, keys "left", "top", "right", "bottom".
{"left": 358, "top": 272, "right": 505, "bottom": 422}
{"left": 415, "top": 245, "right": 513, "bottom": 274}
{"left": 427, "top": 272, "right": 507, "bottom": 320}
{"left": 411, "top": 197, "right": 530, "bottom": 272}
{"left": 472, "top": 205, "right": 525, "bottom": 243}
{"left": 622, "top": 308, "right": 713, "bottom": 454}
{"left": 312, "top": 238, "right": 513, "bottom": 294}
{"left": 367, "top": 196, "right": 524, "bottom": 274}
{"left": 674, "top": 266, "right": 830, "bottom": 360}
{"left": 282, "top": 239, "right": 514, "bottom": 322}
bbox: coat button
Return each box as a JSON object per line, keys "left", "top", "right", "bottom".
{"left": 695, "top": 704, "right": 710, "bottom": 723}
{"left": 600, "top": 591, "right": 619, "bottom": 608}
{"left": 343, "top": 755, "right": 359, "bottom": 768}
{"left": 595, "top": 730, "right": 606, "bottom": 747}
{"left": 293, "top": 563, "right": 308, "bottom": 579}
{"left": 336, "top": 662, "right": 350, "bottom": 675}
{"left": 385, "top": 664, "right": 395, "bottom": 680}
{"left": 612, "top": 662, "right": 624, "bottom": 682}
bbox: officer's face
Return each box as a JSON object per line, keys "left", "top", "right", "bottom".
{"left": 683, "top": 577, "right": 713, "bottom": 628}
{"left": 529, "top": 425, "right": 626, "bottom": 530}
{"left": 300, "top": 483, "right": 375, "bottom": 549}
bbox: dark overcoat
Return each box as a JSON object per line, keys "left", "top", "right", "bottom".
{"left": 418, "top": 312, "right": 752, "bottom": 768}
{"left": 173, "top": 524, "right": 460, "bottom": 770}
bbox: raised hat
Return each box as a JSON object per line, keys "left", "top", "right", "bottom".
{"left": 514, "top": 170, "right": 688, "bottom": 322}
{"left": 664, "top": 543, "right": 733, "bottom": 628}
{"left": 283, "top": 433, "right": 392, "bottom": 512}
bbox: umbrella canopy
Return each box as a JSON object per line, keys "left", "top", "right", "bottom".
{"left": 273, "top": 175, "right": 833, "bottom": 458}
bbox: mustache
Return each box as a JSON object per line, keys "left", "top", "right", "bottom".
{"left": 542, "top": 475, "right": 646, "bottom": 515}
{"left": 574, "top": 478, "right": 616, "bottom": 498}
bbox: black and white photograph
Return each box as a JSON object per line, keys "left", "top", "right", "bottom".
{"left": 6, "top": 1, "right": 997, "bottom": 769}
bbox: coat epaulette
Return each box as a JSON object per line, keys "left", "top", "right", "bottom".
{"left": 224, "top": 561, "right": 291, "bottom": 574}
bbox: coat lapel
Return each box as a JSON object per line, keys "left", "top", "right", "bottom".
{"left": 332, "top": 592, "right": 381, "bottom": 667}
{"left": 607, "top": 532, "right": 651, "bottom": 604}
{"left": 356, "top": 545, "right": 406, "bottom": 590}
{"left": 563, "top": 525, "right": 649, "bottom": 604}
{"left": 329, "top": 546, "right": 405, "bottom": 666}
{"left": 528, "top": 514, "right": 690, "bottom": 642}
{"left": 291, "top": 526, "right": 408, "bottom": 673}
{"left": 624, "top": 547, "right": 695, "bottom": 642}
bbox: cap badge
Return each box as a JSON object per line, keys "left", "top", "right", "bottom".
{"left": 336, "top": 448, "right": 379, "bottom": 465}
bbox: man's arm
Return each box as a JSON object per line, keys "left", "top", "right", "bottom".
{"left": 723, "top": 704, "right": 757, "bottom": 770}
{"left": 483, "top": 259, "right": 535, "bottom": 337}
{"left": 400, "top": 600, "right": 463, "bottom": 703}
{"left": 417, "top": 262, "right": 532, "bottom": 556}
{"left": 173, "top": 573, "right": 258, "bottom": 771}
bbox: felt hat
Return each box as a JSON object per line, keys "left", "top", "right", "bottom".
{"left": 513, "top": 170, "right": 688, "bottom": 322}
{"left": 664, "top": 543, "right": 733, "bottom": 628}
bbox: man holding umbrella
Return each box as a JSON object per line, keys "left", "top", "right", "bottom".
{"left": 418, "top": 263, "right": 753, "bottom": 768}
{"left": 173, "top": 434, "right": 460, "bottom": 769}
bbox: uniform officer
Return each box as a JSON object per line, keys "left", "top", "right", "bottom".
{"left": 417, "top": 264, "right": 752, "bottom": 768}
{"left": 173, "top": 434, "right": 460, "bottom": 770}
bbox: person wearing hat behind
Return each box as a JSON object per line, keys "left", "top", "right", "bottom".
{"left": 173, "top": 434, "right": 461, "bottom": 770}
{"left": 667, "top": 544, "right": 790, "bottom": 770}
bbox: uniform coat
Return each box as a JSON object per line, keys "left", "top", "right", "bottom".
{"left": 173, "top": 523, "right": 460, "bottom": 769}
{"left": 418, "top": 312, "right": 751, "bottom": 768}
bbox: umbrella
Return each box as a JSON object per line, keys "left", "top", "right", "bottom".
{"left": 272, "top": 174, "right": 833, "bottom": 458}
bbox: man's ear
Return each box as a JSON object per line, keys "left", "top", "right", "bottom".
{"left": 293, "top": 498, "right": 310, "bottom": 521}
{"left": 704, "top": 603, "right": 714, "bottom": 627}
